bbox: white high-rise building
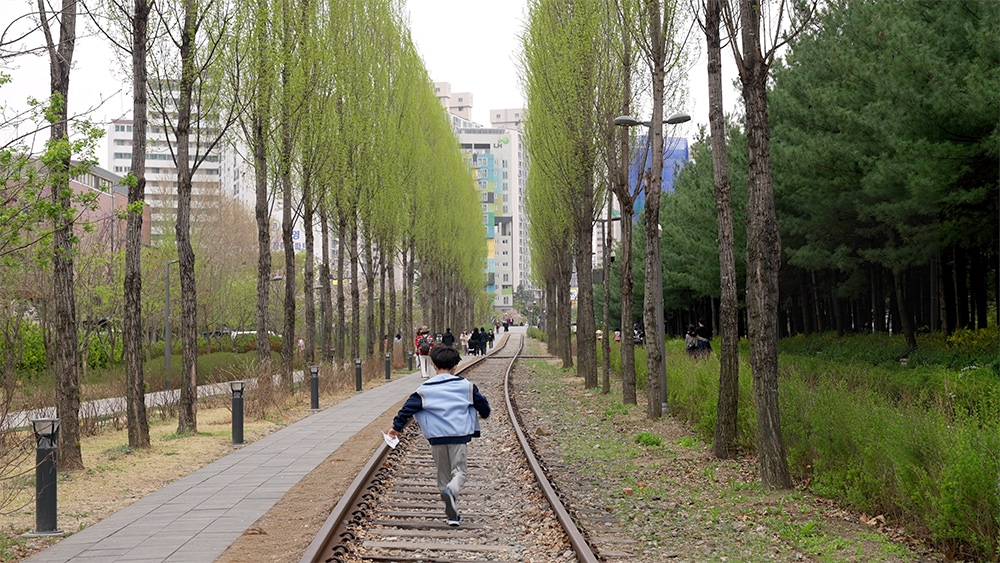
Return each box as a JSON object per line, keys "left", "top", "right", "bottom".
{"left": 456, "top": 126, "right": 528, "bottom": 309}
{"left": 435, "top": 82, "right": 533, "bottom": 311}
{"left": 107, "top": 118, "right": 224, "bottom": 241}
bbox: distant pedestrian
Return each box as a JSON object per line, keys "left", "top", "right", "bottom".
{"left": 469, "top": 328, "right": 480, "bottom": 356}
{"left": 387, "top": 346, "right": 491, "bottom": 527}
{"left": 459, "top": 331, "right": 469, "bottom": 355}
{"left": 414, "top": 326, "right": 434, "bottom": 378}
{"left": 696, "top": 319, "right": 712, "bottom": 357}
{"left": 479, "top": 327, "right": 489, "bottom": 354}
{"left": 486, "top": 329, "right": 494, "bottom": 350}
{"left": 442, "top": 328, "right": 455, "bottom": 347}
{"left": 685, "top": 324, "right": 698, "bottom": 358}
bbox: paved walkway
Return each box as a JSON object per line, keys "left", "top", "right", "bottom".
{"left": 23, "top": 370, "right": 426, "bottom": 563}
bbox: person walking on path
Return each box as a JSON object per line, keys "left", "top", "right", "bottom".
{"left": 414, "top": 326, "right": 434, "bottom": 378}
{"left": 387, "top": 346, "right": 491, "bottom": 527}
{"left": 459, "top": 331, "right": 469, "bottom": 355}
{"left": 478, "top": 327, "right": 489, "bottom": 354}
{"left": 441, "top": 327, "right": 455, "bottom": 347}
{"left": 469, "top": 328, "right": 480, "bottom": 356}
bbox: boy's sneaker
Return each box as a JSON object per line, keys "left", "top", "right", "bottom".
{"left": 446, "top": 516, "right": 460, "bottom": 527}
{"left": 441, "top": 487, "right": 459, "bottom": 521}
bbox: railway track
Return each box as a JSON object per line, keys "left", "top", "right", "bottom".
{"left": 300, "top": 333, "right": 600, "bottom": 563}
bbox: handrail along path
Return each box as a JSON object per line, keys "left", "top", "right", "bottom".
{"left": 300, "top": 332, "right": 600, "bottom": 563}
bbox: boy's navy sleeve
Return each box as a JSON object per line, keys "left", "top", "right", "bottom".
{"left": 472, "top": 385, "right": 491, "bottom": 419}
{"left": 393, "top": 393, "right": 424, "bottom": 432}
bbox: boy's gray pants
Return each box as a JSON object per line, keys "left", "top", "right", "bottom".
{"left": 430, "top": 442, "right": 468, "bottom": 496}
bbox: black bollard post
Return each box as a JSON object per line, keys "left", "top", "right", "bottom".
{"left": 309, "top": 365, "right": 320, "bottom": 410}
{"left": 384, "top": 353, "right": 391, "bottom": 380}
{"left": 407, "top": 351, "right": 413, "bottom": 371}
{"left": 230, "top": 381, "right": 245, "bottom": 445}
{"left": 29, "top": 418, "right": 61, "bottom": 537}
{"left": 354, "top": 358, "right": 363, "bottom": 391}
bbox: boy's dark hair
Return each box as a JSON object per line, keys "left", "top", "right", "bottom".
{"left": 429, "top": 345, "right": 461, "bottom": 370}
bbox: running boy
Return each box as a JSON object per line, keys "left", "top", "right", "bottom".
{"left": 387, "top": 346, "right": 491, "bottom": 526}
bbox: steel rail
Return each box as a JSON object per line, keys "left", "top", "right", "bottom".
{"left": 503, "top": 336, "right": 601, "bottom": 563}
{"left": 299, "top": 331, "right": 598, "bottom": 562}
{"left": 297, "top": 337, "right": 504, "bottom": 563}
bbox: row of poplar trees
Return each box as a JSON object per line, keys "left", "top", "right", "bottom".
{"left": 522, "top": 0, "right": 816, "bottom": 490}
{"left": 26, "top": 0, "right": 485, "bottom": 470}
{"left": 521, "top": 0, "right": 997, "bottom": 491}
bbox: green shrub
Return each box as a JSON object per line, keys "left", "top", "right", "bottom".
{"left": 17, "top": 323, "right": 47, "bottom": 373}
{"left": 527, "top": 326, "right": 547, "bottom": 342}
{"left": 635, "top": 431, "right": 662, "bottom": 447}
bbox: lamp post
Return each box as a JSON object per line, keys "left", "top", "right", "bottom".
{"left": 308, "top": 365, "right": 319, "bottom": 410}
{"left": 230, "top": 380, "right": 245, "bottom": 444}
{"left": 384, "top": 353, "right": 391, "bottom": 380}
{"left": 28, "top": 418, "right": 62, "bottom": 536}
{"left": 614, "top": 112, "right": 691, "bottom": 415}
{"left": 353, "top": 358, "right": 362, "bottom": 392}
{"left": 164, "top": 259, "right": 179, "bottom": 378}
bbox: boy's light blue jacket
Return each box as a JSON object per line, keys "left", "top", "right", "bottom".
{"left": 393, "top": 373, "right": 491, "bottom": 445}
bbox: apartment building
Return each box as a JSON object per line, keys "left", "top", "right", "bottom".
{"left": 107, "top": 118, "right": 223, "bottom": 241}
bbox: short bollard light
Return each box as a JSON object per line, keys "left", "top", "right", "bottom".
{"left": 407, "top": 351, "right": 413, "bottom": 371}
{"left": 231, "top": 380, "right": 245, "bottom": 445}
{"left": 309, "top": 365, "right": 320, "bottom": 411}
{"left": 384, "top": 353, "right": 391, "bottom": 380}
{"left": 354, "top": 358, "right": 363, "bottom": 392}
{"left": 28, "top": 418, "right": 62, "bottom": 537}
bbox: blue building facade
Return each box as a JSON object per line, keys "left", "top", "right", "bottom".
{"left": 628, "top": 135, "right": 689, "bottom": 214}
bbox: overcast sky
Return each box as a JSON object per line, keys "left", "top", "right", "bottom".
{"left": 2, "top": 0, "right": 738, "bottom": 168}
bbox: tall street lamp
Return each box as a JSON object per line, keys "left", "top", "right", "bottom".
{"left": 164, "top": 259, "right": 179, "bottom": 376}
{"left": 614, "top": 112, "right": 691, "bottom": 415}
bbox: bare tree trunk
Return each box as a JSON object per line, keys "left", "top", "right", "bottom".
{"left": 41, "top": 0, "right": 84, "bottom": 468}
{"left": 253, "top": 109, "right": 271, "bottom": 374}
{"left": 378, "top": 257, "right": 386, "bottom": 355}
{"left": 707, "top": 0, "right": 738, "bottom": 460}
{"left": 302, "top": 170, "right": 315, "bottom": 365}
{"left": 124, "top": 0, "right": 151, "bottom": 449}
{"left": 404, "top": 239, "right": 414, "bottom": 362}
{"left": 619, "top": 207, "right": 636, "bottom": 404}
{"left": 280, "top": 116, "right": 295, "bottom": 390}
{"left": 388, "top": 248, "right": 397, "bottom": 363}
{"left": 741, "top": 0, "right": 790, "bottom": 488}
{"left": 575, "top": 208, "right": 597, "bottom": 388}
{"left": 349, "top": 220, "right": 360, "bottom": 360}
{"left": 320, "top": 200, "right": 332, "bottom": 359}
{"left": 602, "top": 190, "right": 612, "bottom": 395}
{"left": 363, "top": 238, "right": 376, "bottom": 357}
{"left": 544, "top": 278, "right": 557, "bottom": 356}
{"left": 175, "top": 0, "right": 199, "bottom": 435}
{"left": 893, "top": 268, "right": 917, "bottom": 349}
{"left": 335, "top": 216, "right": 347, "bottom": 362}
{"left": 557, "top": 259, "right": 573, "bottom": 368}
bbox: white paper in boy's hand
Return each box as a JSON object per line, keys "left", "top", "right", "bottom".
{"left": 382, "top": 432, "right": 399, "bottom": 449}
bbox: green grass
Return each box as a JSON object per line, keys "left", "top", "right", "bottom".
{"left": 653, "top": 330, "right": 1000, "bottom": 561}
{"left": 635, "top": 432, "right": 662, "bottom": 447}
